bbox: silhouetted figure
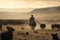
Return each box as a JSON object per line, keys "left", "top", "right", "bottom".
{"left": 51, "top": 33, "right": 59, "bottom": 40}
{"left": 29, "top": 15, "right": 36, "bottom": 30}
{"left": 30, "top": 15, "right": 35, "bottom": 21}
{"left": 6, "top": 27, "right": 15, "bottom": 40}
{"left": 1, "top": 31, "right": 7, "bottom": 40}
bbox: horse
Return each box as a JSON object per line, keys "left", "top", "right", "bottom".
{"left": 29, "top": 20, "right": 36, "bottom": 30}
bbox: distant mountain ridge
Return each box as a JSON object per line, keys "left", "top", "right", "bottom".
{"left": 30, "top": 6, "right": 60, "bottom": 14}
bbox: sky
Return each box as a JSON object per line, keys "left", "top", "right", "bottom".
{"left": 0, "top": 0, "right": 60, "bottom": 12}
{"left": 0, "top": 0, "right": 60, "bottom": 8}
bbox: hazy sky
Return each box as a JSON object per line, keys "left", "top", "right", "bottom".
{"left": 0, "top": 0, "right": 60, "bottom": 8}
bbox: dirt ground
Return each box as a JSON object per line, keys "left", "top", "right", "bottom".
{"left": 1, "top": 24, "right": 60, "bottom": 40}
{"left": 12, "top": 29, "right": 60, "bottom": 40}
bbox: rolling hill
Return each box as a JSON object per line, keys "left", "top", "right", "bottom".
{"left": 30, "top": 6, "right": 60, "bottom": 14}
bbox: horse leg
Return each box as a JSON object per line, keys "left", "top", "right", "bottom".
{"left": 31, "top": 26, "right": 34, "bottom": 30}
{"left": 30, "top": 26, "right": 34, "bottom": 30}
{"left": 30, "top": 26, "right": 35, "bottom": 30}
